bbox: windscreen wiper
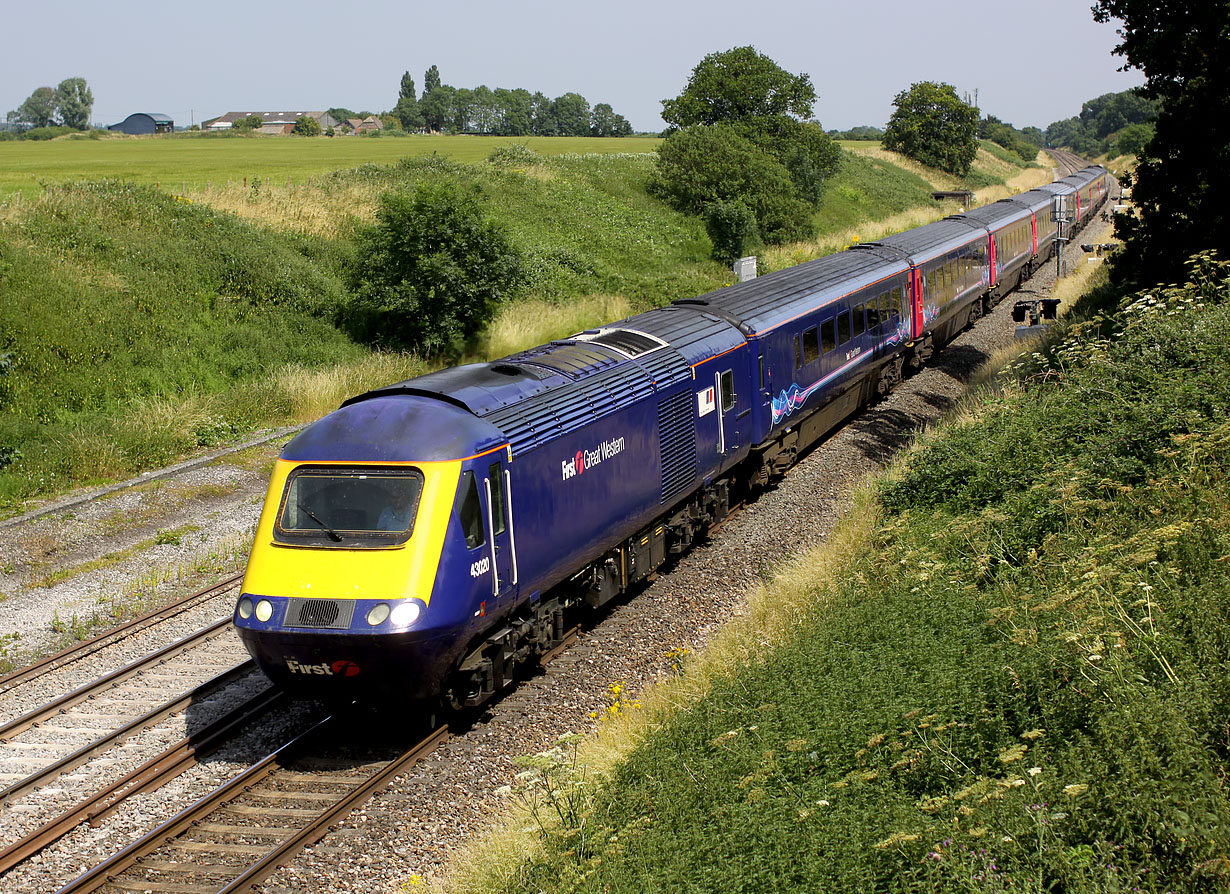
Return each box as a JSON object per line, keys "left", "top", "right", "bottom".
{"left": 296, "top": 502, "right": 343, "bottom": 541}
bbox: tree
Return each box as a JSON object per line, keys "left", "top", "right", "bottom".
{"left": 394, "top": 71, "right": 423, "bottom": 131}
{"left": 54, "top": 77, "right": 93, "bottom": 129}
{"left": 494, "top": 88, "right": 532, "bottom": 136}
{"left": 15, "top": 86, "right": 56, "bottom": 128}
{"left": 1115, "top": 122, "right": 1154, "bottom": 157}
{"left": 231, "top": 114, "right": 263, "bottom": 132}
{"left": 650, "top": 124, "right": 814, "bottom": 244}
{"left": 421, "top": 85, "right": 454, "bottom": 132}
{"left": 348, "top": 183, "right": 525, "bottom": 355}
{"left": 1092, "top": 0, "right": 1230, "bottom": 283}
{"left": 661, "top": 46, "right": 815, "bottom": 129}
{"left": 530, "top": 92, "right": 557, "bottom": 135}
{"left": 399, "top": 71, "right": 416, "bottom": 103}
{"left": 551, "top": 93, "right": 591, "bottom": 136}
{"left": 422, "top": 65, "right": 441, "bottom": 99}
{"left": 883, "top": 81, "right": 978, "bottom": 176}
{"left": 292, "top": 115, "right": 321, "bottom": 136}
{"left": 591, "top": 102, "right": 618, "bottom": 136}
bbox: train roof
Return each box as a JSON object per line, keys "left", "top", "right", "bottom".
{"left": 1003, "top": 188, "right": 1058, "bottom": 213}
{"left": 340, "top": 310, "right": 744, "bottom": 457}
{"left": 675, "top": 249, "right": 907, "bottom": 337}
{"left": 283, "top": 395, "right": 505, "bottom": 463}
{"left": 953, "top": 199, "right": 1034, "bottom": 230}
{"left": 857, "top": 217, "right": 987, "bottom": 265}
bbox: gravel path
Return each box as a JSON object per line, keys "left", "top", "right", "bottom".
{"left": 0, "top": 203, "right": 1115, "bottom": 894}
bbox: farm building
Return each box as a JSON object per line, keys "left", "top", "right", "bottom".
{"left": 108, "top": 113, "right": 174, "bottom": 135}
{"left": 203, "top": 111, "right": 340, "bottom": 134}
{"left": 343, "top": 116, "right": 383, "bottom": 134}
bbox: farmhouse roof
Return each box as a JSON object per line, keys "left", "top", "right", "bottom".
{"left": 203, "top": 110, "right": 334, "bottom": 127}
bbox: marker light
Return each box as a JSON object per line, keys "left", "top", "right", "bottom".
{"left": 237, "top": 597, "right": 253, "bottom": 619}
{"left": 390, "top": 601, "right": 422, "bottom": 627}
{"left": 366, "top": 603, "right": 391, "bottom": 626}
{"left": 255, "top": 599, "right": 274, "bottom": 623}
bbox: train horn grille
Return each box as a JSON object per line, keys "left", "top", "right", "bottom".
{"left": 285, "top": 598, "right": 355, "bottom": 629}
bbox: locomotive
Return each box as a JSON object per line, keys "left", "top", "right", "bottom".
{"left": 234, "top": 165, "right": 1109, "bottom": 708}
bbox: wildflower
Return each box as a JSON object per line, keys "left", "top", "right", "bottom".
{"left": 1062, "top": 783, "right": 1089, "bottom": 797}
{"left": 1028, "top": 766, "right": 1043, "bottom": 777}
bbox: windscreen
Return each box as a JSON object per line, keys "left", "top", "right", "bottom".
{"left": 274, "top": 466, "right": 423, "bottom": 547}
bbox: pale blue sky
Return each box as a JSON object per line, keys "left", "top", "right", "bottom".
{"left": 3, "top": 0, "right": 1142, "bottom": 132}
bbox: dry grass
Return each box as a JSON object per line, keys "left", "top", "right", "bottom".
{"left": 478, "top": 295, "right": 633, "bottom": 360}
{"left": 274, "top": 352, "right": 430, "bottom": 423}
{"left": 444, "top": 488, "right": 881, "bottom": 894}
{"left": 193, "top": 179, "right": 381, "bottom": 239}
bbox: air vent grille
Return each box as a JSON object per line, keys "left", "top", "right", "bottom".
{"left": 285, "top": 598, "right": 355, "bottom": 629}
{"left": 658, "top": 389, "right": 696, "bottom": 503}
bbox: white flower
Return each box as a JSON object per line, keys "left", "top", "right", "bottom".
{"left": 1028, "top": 766, "right": 1042, "bottom": 777}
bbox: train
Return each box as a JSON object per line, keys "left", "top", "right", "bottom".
{"left": 234, "top": 164, "right": 1110, "bottom": 708}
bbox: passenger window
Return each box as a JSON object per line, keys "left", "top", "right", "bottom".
{"left": 852, "top": 303, "right": 866, "bottom": 337}
{"left": 487, "top": 463, "right": 506, "bottom": 536}
{"left": 866, "top": 299, "right": 880, "bottom": 328}
{"left": 795, "top": 336, "right": 803, "bottom": 369}
{"left": 837, "top": 309, "right": 851, "bottom": 344}
{"left": 803, "top": 327, "right": 820, "bottom": 364}
{"left": 820, "top": 320, "right": 835, "bottom": 354}
{"left": 891, "top": 286, "right": 903, "bottom": 317}
{"left": 880, "top": 291, "right": 892, "bottom": 321}
{"left": 720, "top": 369, "right": 735, "bottom": 412}
{"left": 458, "top": 470, "right": 485, "bottom": 549}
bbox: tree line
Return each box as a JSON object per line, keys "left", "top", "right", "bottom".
{"left": 332, "top": 65, "right": 634, "bottom": 137}
{"left": 7, "top": 78, "right": 94, "bottom": 130}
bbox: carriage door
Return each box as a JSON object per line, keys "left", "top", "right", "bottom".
{"left": 482, "top": 457, "right": 518, "bottom": 604}
{"left": 715, "top": 368, "right": 738, "bottom": 455}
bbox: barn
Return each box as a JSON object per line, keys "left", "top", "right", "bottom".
{"left": 108, "top": 113, "right": 174, "bottom": 135}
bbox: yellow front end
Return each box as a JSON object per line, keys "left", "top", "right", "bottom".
{"left": 241, "top": 458, "right": 461, "bottom": 606}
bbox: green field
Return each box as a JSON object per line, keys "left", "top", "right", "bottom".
{"left": 0, "top": 133, "right": 661, "bottom": 201}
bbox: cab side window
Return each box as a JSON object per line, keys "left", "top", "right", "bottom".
{"left": 487, "top": 463, "right": 506, "bottom": 536}
{"left": 458, "top": 470, "right": 485, "bottom": 549}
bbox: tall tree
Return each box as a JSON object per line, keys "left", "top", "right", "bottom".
{"left": 551, "top": 93, "right": 591, "bottom": 136}
{"left": 1092, "top": 0, "right": 1230, "bottom": 282}
{"left": 15, "top": 86, "right": 56, "bottom": 128}
{"left": 661, "top": 46, "right": 815, "bottom": 129}
{"left": 54, "top": 77, "right": 93, "bottom": 129}
{"left": 394, "top": 71, "right": 422, "bottom": 131}
{"left": 421, "top": 85, "right": 454, "bottom": 132}
{"left": 883, "top": 81, "right": 978, "bottom": 176}
{"left": 399, "top": 71, "right": 416, "bottom": 102}
{"left": 422, "top": 65, "right": 441, "bottom": 99}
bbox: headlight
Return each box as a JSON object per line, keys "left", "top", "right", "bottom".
{"left": 255, "top": 599, "right": 274, "bottom": 623}
{"left": 366, "top": 603, "right": 391, "bottom": 626}
{"left": 390, "top": 601, "right": 421, "bottom": 627}
{"left": 237, "top": 597, "right": 253, "bottom": 619}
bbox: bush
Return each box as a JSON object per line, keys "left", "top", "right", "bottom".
{"left": 650, "top": 124, "right": 815, "bottom": 244}
{"left": 704, "top": 199, "right": 761, "bottom": 265}
{"left": 347, "top": 182, "right": 526, "bottom": 356}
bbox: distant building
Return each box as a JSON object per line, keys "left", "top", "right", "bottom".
{"left": 108, "top": 113, "right": 174, "bottom": 135}
{"left": 202, "top": 110, "right": 340, "bottom": 134}
{"left": 344, "top": 116, "right": 383, "bottom": 134}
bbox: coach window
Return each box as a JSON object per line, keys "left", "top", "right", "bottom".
{"left": 820, "top": 319, "right": 835, "bottom": 354}
{"left": 866, "top": 297, "right": 881, "bottom": 329}
{"left": 852, "top": 302, "right": 867, "bottom": 337}
{"left": 720, "top": 369, "right": 735, "bottom": 412}
{"left": 487, "top": 463, "right": 506, "bottom": 536}
{"left": 880, "top": 291, "right": 892, "bottom": 323}
{"left": 890, "top": 286, "right": 903, "bottom": 319}
{"left": 802, "top": 326, "right": 820, "bottom": 364}
{"left": 458, "top": 470, "right": 485, "bottom": 550}
{"left": 837, "top": 308, "right": 852, "bottom": 344}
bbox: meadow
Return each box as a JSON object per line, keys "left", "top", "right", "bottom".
{"left": 0, "top": 132, "right": 661, "bottom": 201}
{"left": 0, "top": 136, "right": 1032, "bottom": 513}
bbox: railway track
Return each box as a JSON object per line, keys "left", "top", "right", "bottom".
{"left": 0, "top": 572, "right": 243, "bottom": 701}
{"left": 1045, "top": 148, "right": 1089, "bottom": 178}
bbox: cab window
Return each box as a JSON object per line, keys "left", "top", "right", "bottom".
{"left": 487, "top": 463, "right": 506, "bottom": 536}
{"left": 275, "top": 466, "right": 423, "bottom": 548}
{"left": 458, "top": 470, "right": 485, "bottom": 549}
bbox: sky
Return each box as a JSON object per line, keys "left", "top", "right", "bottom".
{"left": 2, "top": 0, "right": 1143, "bottom": 133}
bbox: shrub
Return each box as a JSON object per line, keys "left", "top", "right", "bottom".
{"left": 650, "top": 124, "right": 814, "bottom": 244}
{"left": 487, "top": 144, "right": 541, "bottom": 167}
{"left": 704, "top": 199, "right": 761, "bottom": 265}
{"left": 347, "top": 182, "right": 526, "bottom": 356}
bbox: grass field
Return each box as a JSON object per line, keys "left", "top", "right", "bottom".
{"left": 0, "top": 133, "right": 661, "bottom": 201}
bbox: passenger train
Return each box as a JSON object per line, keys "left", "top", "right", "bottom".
{"left": 234, "top": 165, "right": 1110, "bottom": 708}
